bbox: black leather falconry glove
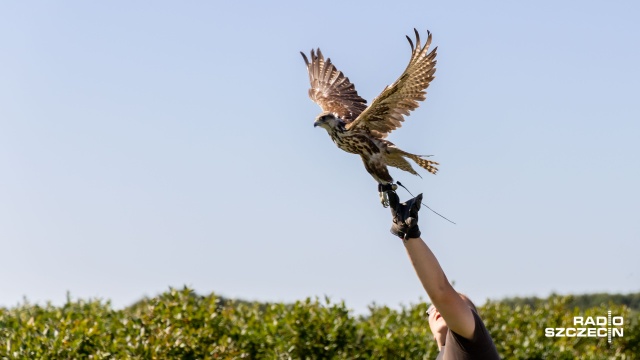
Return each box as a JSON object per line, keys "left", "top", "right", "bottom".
{"left": 388, "top": 191, "right": 423, "bottom": 241}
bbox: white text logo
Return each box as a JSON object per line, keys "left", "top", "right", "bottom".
{"left": 545, "top": 310, "right": 623, "bottom": 343}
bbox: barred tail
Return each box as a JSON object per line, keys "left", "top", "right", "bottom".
{"left": 406, "top": 153, "right": 439, "bottom": 175}
{"left": 387, "top": 147, "right": 439, "bottom": 176}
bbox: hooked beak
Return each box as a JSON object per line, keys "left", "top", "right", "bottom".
{"left": 313, "top": 120, "right": 321, "bottom": 127}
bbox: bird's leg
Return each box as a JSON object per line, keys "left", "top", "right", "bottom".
{"left": 378, "top": 183, "right": 398, "bottom": 208}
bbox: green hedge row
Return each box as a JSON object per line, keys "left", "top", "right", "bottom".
{"left": 1, "top": 287, "right": 638, "bottom": 359}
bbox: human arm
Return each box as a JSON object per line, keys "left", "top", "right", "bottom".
{"left": 388, "top": 191, "right": 476, "bottom": 339}
{"left": 404, "top": 236, "right": 475, "bottom": 339}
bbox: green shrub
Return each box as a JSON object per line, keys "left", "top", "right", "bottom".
{"left": 0, "top": 287, "right": 637, "bottom": 359}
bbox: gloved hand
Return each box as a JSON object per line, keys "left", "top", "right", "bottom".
{"left": 388, "top": 191, "right": 423, "bottom": 241}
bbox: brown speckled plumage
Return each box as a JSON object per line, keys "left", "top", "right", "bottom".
{"left": 302, "top": 29, "right": 439, "bottom": 189}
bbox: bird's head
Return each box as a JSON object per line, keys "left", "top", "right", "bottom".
{"left": 314, "top": 112, "right": 344, "bottom": 131}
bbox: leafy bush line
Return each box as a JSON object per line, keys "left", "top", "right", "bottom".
{"left": 1, "top": 288, "right": 638, "bottom": 359}
{"left": 499, "top": 293, "right": 640, "bottom": 313}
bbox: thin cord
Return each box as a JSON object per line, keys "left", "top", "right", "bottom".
{"left": 396, "top": 181, "right": 457, "bottom": 225}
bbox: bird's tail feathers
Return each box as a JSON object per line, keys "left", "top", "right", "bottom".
{"left": 409, "top": 154, "right": 439, "bottom": 175}
{"left": 401, "top": 150, "right": 439, "bottom": 175}
{"left": 387, "top": 148, "right": 439, "bottom": 175}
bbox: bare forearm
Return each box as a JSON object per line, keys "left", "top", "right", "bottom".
{"left": 389, "top": 192, "right": 476, "bottom": 339}
{"left": 404, "top": 236, "right": 476, "bottom": 337}
{"left": 404, "top": 237, "right": 455, "bottom": 302}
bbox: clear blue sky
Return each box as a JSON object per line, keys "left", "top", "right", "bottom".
{"left": 1, "top": 1, "right": 638, "bottom": 313}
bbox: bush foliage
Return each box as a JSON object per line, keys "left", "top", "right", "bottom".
{"left": 1, "top": 288, "right": 638, "bottom": 359}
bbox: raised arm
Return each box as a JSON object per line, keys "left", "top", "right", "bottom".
{"left": 388, "top": 191, "right": 476, "bottom": 340}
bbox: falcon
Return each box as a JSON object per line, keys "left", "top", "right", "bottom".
{"left": 301, "top": 29, "right": 439, "bottom": 207}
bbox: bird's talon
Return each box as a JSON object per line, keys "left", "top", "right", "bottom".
{"left": 380, "top": 191, "right": 390, "bottom": 208}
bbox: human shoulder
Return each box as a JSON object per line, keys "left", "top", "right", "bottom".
{"left": 444, "top": 310, "right": 500, "bottom": 359}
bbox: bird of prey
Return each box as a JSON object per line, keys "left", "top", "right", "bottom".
{"left": 301, "top": 29, "right": 439, "bottom": 207}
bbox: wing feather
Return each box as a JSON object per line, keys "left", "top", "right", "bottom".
{"left": 301, "top": 49, "right": 367, "bottom": 122}
{"left": 346, "top": 29, "right": 437, "bottom": 138}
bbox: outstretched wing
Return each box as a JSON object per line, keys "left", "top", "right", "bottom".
{"left": 347, "top": 29, "right": 437, "bottom": 138}
{"left": 301, "top": 49, "right": 367, "bottom": 123}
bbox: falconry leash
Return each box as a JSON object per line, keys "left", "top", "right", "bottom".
{"left": 394, "top": 181, "right": 456, "bottom": 225}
